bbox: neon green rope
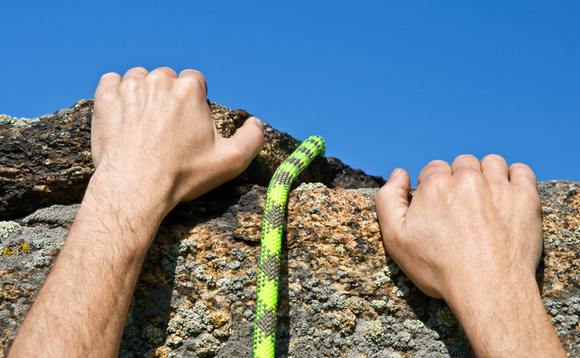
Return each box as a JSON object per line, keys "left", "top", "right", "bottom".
{"left": 253, "top": 136, "right": 326, "bottom": 358}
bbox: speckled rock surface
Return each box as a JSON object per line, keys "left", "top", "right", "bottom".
{"left": 0, "top": 101, "right": 383, "bottom": 219}
{"left": 1, "top": 180, "right": 579, "bottom": 357}
{"left": 1, "top": 102, "right": 578, "bottom": 357}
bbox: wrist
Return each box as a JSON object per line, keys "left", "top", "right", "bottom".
{"left": 446, "top": 272, "right": 565, "bottom": 357}
{"left": 84, "top": 169, "right": 173, "bottom": 228}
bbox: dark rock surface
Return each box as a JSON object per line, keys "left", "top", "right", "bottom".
{"left": 0, "top": 102, "right": 578, "bottom": 357}
{"left": 0, "top": 101, "right": 383, "bottom": 219}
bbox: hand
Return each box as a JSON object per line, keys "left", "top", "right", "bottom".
{"left": 91, "top": 67, "right": 264, "bottom": 215}
{"left": 8, "top": 67, "right": 264, "bottom": 358}
{"left": 375, "top": 154, "right": 566, "bottom": 357}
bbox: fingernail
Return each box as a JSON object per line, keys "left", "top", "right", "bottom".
{"left": 390, "top": 168, "right": 402, "bottom": 180}
{"left": 254, "top": 117, "right": 265, "bottom": 134}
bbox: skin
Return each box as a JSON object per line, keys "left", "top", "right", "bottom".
{"left": 9, "top": 66, "right": 566, "bottom": 357}
{"left": 8, "top": 67, "right": 265, "bottom": 357}
{"left": 375, "top": 157, "right": 567, "bottom": 357}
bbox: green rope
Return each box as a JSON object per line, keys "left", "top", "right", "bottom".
{"left": 253, "top": 136, "right": 326, "bottom": 358}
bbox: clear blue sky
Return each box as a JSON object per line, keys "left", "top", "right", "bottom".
{"left": 1, "top": 1, "right": 578, "bottom": 185}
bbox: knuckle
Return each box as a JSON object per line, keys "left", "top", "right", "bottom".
{"left": 481, "top": 154, "right": 504, "bottom": 164}
{"left": 121, "top": 77, "right": 140, "bottom": 91}
{"left": 456, "top": 167, "right": 482, "bottom": 181}
{"left": 510, "top": 162, "right": 534, "bottom": 175}
{"left": 424, "top": 171, "right": 449, "bottom": 186}
{"left": 455, "top": 154, "right": 478, "bottom": 164}
{"left": 427, "top": 159, "right": 449, "bottom": 168}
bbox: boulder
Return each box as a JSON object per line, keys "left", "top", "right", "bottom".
{"left": 0, "top": 102, "right": 578, "bottom": 357}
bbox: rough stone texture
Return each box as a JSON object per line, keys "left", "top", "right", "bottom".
{"left": 0, "top": 102, "right": 578, "bottom": 357}
{"left": 0, "top": 101, "right": 384, "bottom": 219}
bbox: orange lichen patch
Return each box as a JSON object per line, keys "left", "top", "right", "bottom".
{"left": 1, "top": 285, "right": 22, "bottom": 301}
{"left": 211, "top": 312, "right": 228, "bottom": 328}
{"left": 333, "top": 311, "right": 357, "bottom": 336}
{"left": 150, "top": 347, "right": 169, "bottom": 358}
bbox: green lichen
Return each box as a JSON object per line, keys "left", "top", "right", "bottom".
{"left": 0, "top": 114, "right": 39, "bottom": 126}
{"left": 0, "top": 221, "right": 20, "bottom": 239}
{"left": 364, "top": 320, "right": 385, "bottom": 344}
{"left": 231, "top": 247, "right": 247, "bottom": 261}
{"left": 141, "top": 325, "right": 164, "bottom": 347}
{"left": 212, "top": 257, "right": 227, "bottom": 269}
{"left": 384, "top": 263, "right": 400, "bottom": 276}
{"left": 371, "top": 300, "right": 387, "bottom": 312}
{"left": 403, "top": 319, "right": 425, "bottom": 333}
{"left": 295, "top": 182, "right": 327, "bottom": 191}
{"left": 436, "top": 306, "right": 457, "bottom": 327}
{"left": 568, "top": 227, "right": 580, "bottom": 245}
{"left": 195, "top": 333, "right": 220, "bottom": 357}
{"left": 179, "top": 239, "right": 197, "bottom": 254}
{"left": 374, "top": 271, "right": 391, "bottom": 286}
{"left": 328, "top": 291, "right": 346, "bottom": 309}
{"left": 393, "top": 282, "right": 409, "bottom": 297}
{"left": 345, "top": 296, "right": 365, "bottom": 315}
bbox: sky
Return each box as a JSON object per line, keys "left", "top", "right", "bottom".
{"left": 1, "top": 1, "right": 578, "bottom": 186}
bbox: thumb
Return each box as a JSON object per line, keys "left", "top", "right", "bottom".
{"left": 217, "top": 116, "right": 265, "bottom": 179}
{"left": 375, "top": 168, "right": 411, "bottom": 236}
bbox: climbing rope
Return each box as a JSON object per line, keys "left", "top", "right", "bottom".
{"left": 253, "top": 136, "right": 326, "bottom": 358}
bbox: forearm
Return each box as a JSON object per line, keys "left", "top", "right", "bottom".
{"left": 9, "top": 178, "right": 165, "bottom": 358}
{"left": 446, "top": 272, "right": 566, "bottom": 358}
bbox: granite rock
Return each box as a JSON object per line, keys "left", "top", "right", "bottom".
{"left": 0, "top": 101, "right": 383, "bottom": 219}
{"left": 0, "top": 103, "right": 578, "bottom": 357}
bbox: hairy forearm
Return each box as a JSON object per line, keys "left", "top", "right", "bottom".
{"left": 9, "top": 178, "right": 165, "bottom": 357}
{"left": 446, "top": 272, "right": 566, "bottom": 358}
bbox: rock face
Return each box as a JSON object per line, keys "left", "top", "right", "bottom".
{"left": 1, "top": 103, "right": 579, "bottom": 358}
{"left": 0, "top": 100, "right": 383, "bottom": 219}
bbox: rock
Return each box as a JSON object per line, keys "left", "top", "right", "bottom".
{"left": 0, "top": 101, "right": 384, "bottom": 219}
{"left": 0, "top": 102, "right": 578, "bottom": 357}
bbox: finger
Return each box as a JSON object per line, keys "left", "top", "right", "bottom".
{"left": 122, "top": 67, "right": 149, "bottom": 81}
{"left": 375, "top": 168, "right": 411, "bottom": 235}
{"left": 450, "top": 154, "right": 481, "bottom": 175}
{"left": 480, "top": 154, "right": 509, "bottom": 183}
{"left": 179, "top": 69, "right": 208, "bottom": 96}
{"left": 94, "top": 72, "right": 122, "bottom": 100}
{"left": 216, "top": 117, "right": 265, "bottom": 179}
{"left": 509, "top": 163, "right": 537, "bottom": 189}
{"left": 150, "top": 67, "right": 177, "bottom": 78}
{"left": 417, "top": 160, "right": 451, "bottom": 186}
